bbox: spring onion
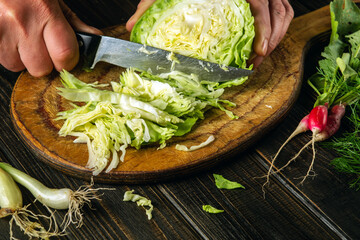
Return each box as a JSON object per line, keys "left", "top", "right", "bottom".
{"left": 0, "top": 162, "right": 110, "bottom": 230}
{"left": 0, "top": 167, "right": 60, "bottom": 239}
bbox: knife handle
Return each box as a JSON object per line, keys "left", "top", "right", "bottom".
{"left": 75, "top": 32, "right": 101, "bottom": 70}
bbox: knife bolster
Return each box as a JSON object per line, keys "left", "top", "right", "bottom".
{"left": 76, "top": 32, "right": 101, "bottom": 70}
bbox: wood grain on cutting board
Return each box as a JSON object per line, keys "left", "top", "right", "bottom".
{"left": 10, "top": 6, "right": 331, "bottom": 183}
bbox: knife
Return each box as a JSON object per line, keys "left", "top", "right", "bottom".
{"left": 76, "top": 32, "right": 253, "bottom": 82}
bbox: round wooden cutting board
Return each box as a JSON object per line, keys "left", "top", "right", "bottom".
{"left": 10, "top": 6, "right": 331, "bottom": 183}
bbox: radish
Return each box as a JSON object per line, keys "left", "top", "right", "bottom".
{"left": 307, "top": 104, "right": 328, "bottom": 134}
{"left": 263, "top": 104, "right": 329, "bottom": 187}
{"left": 314, "top": 104, "right": 346, "bottom": 142}
{"left": 298, "top": 104, "right": 346, "bottom": 184}
{"left": 297, "top": 104, "right": 345, "bottom": 184}
{"left": 263, "top": 104, "right": 346, "bottom": 188}
{"left": 261, "top": 0, "right": 360, "bottom": 189}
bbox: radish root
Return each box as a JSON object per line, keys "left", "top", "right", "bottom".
{"left": 261, "top": 117, "right": 309, "bottom": 192}
{"left": 270, "top": 140, "right": 313, "bottom": 175}
{"left": 299, "top": 132, "right": 318, "bottom": 185}
{"left": 261, "top": 140, "right": 313, "bottom": 194}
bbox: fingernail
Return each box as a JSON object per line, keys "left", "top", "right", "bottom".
{"left": 126, "top": 17, "right": 135, "bottom": 31}
{"left": 262, "top": 39, "right": 268, "bottom": 55}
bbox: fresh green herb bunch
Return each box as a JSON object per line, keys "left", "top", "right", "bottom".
{"left": 306, "top": 0, "right": 360, "bottom": 190}
{"left": 326, "top": 103, "right": 360, "bottom": 190}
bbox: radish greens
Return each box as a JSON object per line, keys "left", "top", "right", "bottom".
{"left": 264, "top": 0, "right": 360, "bottom": 187}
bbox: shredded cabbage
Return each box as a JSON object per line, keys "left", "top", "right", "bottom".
{"left": 123, "top": 190, "right": 154, "bottom": 220}
{"left": 57, "top": 70, "right": 233, "bottom": 175}
{"left": 175, "top": 135, "right": 215, "bottom": 151}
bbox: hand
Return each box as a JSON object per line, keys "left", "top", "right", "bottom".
{"left": 126, "top": 0, "right": 156, "bottom": 32}
{"left": 126, "top": 0, "right": 294, "bottom": 69}
{"left": 247, "top": 0, "right": 294, "bottom": 68}
{"left": 0, "top": 0, "right": 102, "bottom": 77}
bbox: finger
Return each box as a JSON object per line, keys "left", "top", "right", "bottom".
{"left": 0, "top": 33, "right": 25, "bottom": 72}
{"left": 0, "top": 48, "right": 25, "bottom": 73}
{"left": 58, "top": 0, "right": 103, "bottom": 35}
{"left": 43, "top": 16, "right": 79, "bottom": 72}
{"left": 247, "top": 0, "right": 271, "bottom": 57}
{"left": 279, "top": 0, "right": 294, "bottom": 43}
{"left": 248, "top": 55, "right": 264, "bottom": 69}
{"left": 126, "top": 0, "right": 156, "bottom": 31}
{"left": 18, "top": 35, "right": 54, "bottom": 77}
{"left": 267, "top": 0, "right": 287, "bottom": 55}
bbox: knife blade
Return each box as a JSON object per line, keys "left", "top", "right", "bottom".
{"left": 76, "top": 32, "right": 253, "bottom": 82}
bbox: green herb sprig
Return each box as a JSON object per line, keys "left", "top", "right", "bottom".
{"left": 325, "top": 103, "right": 360, "bottom": 190}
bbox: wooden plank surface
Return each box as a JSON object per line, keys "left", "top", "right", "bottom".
{"left": 9, "top": 4, "right": 331, "bottom": 183}
{"left": 1, "top": 0, "right": 359, "bottom": 240}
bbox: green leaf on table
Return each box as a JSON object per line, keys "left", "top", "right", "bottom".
{"left": 213, "top": 174, "right": 245, "bottom": 189}
{"left": 202, "top": 205, "right": 224, "bottom": 214}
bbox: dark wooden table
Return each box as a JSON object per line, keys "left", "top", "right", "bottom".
{"left": 1, "top": 1, "right": 359, "bottom": 239}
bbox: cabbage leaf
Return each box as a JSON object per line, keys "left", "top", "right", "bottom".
{"left": 202, "top": 205, "right": 224, "bottom": 214}
{"left": 213, "top": 174, "right": 245, "bottom": 189}
{"left": 123, "top": 190, "right": 154, "bottom": 220}
{"left": 57, "top": 70, "right": 234, "bottom": 175}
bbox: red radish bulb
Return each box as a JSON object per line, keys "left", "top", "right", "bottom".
{"left": 315, "top": 104, "right": 346, "bottom": 142}
{"left": 308, "top": 104, "right": 328, "bottom": 134}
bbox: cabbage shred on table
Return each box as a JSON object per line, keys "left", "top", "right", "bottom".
{"left": 57, "top": 0, "right": 255, "bottom": 175}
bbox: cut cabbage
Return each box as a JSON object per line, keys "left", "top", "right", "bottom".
{"left": 131, "top": 0, "right": 255, "bottom": 87}
{"left": 57, "top": 70, "right": 234, "bottom": 175}
{"left": 123, "top": 190, "right": 154, "bottom": 220}
{"left": 57, "top": 0, "right": 254, "bottom": 175}
{"left": 175, "top": 135, "right": 215, "bottom": 152}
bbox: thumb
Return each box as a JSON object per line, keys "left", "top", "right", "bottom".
{"left": 59, "top": 0, "right": 103, "bottom": 35}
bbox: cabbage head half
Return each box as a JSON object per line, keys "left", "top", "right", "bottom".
{"left": 131, "top": 0, "right": 255, "bottom": 73}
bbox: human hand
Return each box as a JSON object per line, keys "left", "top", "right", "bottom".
{"left": 0, "top": 0, "right": 102, "bottom": 77}
{"left": 126, "top": 0, "right": 294, "bottom": 68}
{"left": 126, "top": 0, "right": 156, "bottom": 31}
{"left": 247, "top": 0, "right": 294, "bottom": 68}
